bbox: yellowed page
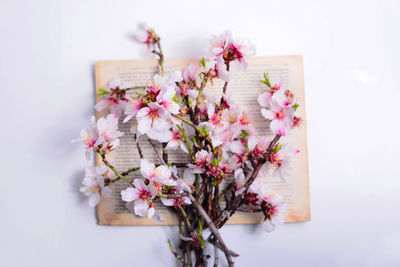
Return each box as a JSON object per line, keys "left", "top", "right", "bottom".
{"left": 95, "top": 56, "right": 310, "bottom": 226}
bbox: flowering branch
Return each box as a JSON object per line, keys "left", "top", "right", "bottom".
{"left": 76, "top": 26, "right": 302, "bottom": 266}
{"left": 98, "top": 148, "right": 134, "bottom": 186}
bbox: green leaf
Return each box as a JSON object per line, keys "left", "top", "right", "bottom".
{"left": 238, "top": 131, "right": 249, "bottom": 139}
{"left": 200, "top": 57, "right": 206, "bottom": 70}
{"left": 273, "top": 143, "right": 282, "bottom": 153}
{"left": 260, "top": 73, "right": 271, "bottom": 87}
{"left": 198, "top": 235, "right": 205, "bottom": 248}
{"left": 198, "top": 219, "right": 203, "bottom": 233}
{"left": 211, "top": 157, "right": 222, "bottom": 166}
{"left": 97, "top": 88, "right": 110, "bottom": 96}
{"left": 173, "top": 94, "right": 181, "bottom": 103}
{"left": 293, "top": 103, "right": 299, "bottom": 111}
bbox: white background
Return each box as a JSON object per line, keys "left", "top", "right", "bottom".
{"left": 1, "top": 0, "right": 399, "bottom": 266}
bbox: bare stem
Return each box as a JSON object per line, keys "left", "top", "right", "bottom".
{"left": 168, "top": 239, "right": 188, "bottom": 266}
{"left": 98, "top": 149, "right": 133, "bottom": 186}
{"left": 104, "top": 166, "right": 140, "bottom": 186}
{"left": 222, "top": 63, "right": 230, "bottom": 94}
{"left": 176, "top": 124, "right": 195, "bottom": 162}
{"left": 148, "top": 139, "right": 167, "bottom": 165}
{"left": 187, "top": 194, "right": 234, "bottom": 267}
{"left": 175, "top": 114, "right": 216, "bottom": 155}
{"left": 134, "top": 134, "right": 143, "bottom": 158}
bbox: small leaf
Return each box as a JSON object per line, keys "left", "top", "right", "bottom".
{"left": 198, "top": 235, "right": 205, "bottom": 248}
{"left": 238, "top": 131, "right": 249, "bottom": 139}
{"left": 198, "top": 219, "right": 203, "bottom": 233}
{"left": 97, "top": 88, "right": 110, "bottom": 96}
{"left": 173, "top": 94, "right": 181, "bottom": 103}
{"left": 259, "top": 73, "right": 271, "bottom": 87}
{"left": 200, "top": 57, "right": 206, "bottom": 69}
{"left": 273, "top": 143, "right": 282, "bottom": 153}
{"left": 293, "top": 103, "right": 299, "bottom": 111}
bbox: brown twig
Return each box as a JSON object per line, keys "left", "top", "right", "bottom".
{"left": 162, "top": 142, "right": 168, "bottom": 163}
{"left": 98, "top": 149, "right": 134, "bottom": 186}
{"left": 187, "top": 194, "right": 234, "bottom": 267}
{"left": 135, "top": 134, "right": 143, "bottom": 158}
{"left": 222, "top": 63, "right": 230, "bottom": 94}
{"left": 208, "top": 238, "right": 240, "bottom": 258}
{"left": 214, "top": 160, "right": 266, "bottom": 228}
{"left": 148, "top": 138, "right": 166, "bottom": 165}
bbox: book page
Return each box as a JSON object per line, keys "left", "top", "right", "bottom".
{"left": 95, "top": 56, "right": 310, "bottom": 225}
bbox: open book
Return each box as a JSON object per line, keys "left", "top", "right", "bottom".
{"left": 95, "top": 56, "right": 310, "bottom": 225}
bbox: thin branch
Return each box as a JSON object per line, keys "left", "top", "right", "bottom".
{"left": 176, "top": 124, "right": 195, "bottom": 162}
{"left": 208, "top": 239, "right": 240, "bottom": 257}
{"left": 213, "top": 237, "right": 219, "bottom": 267}
{"left": 194, "top": 70, "right": 211, "bottom": 124}
{"left": 135, "top": 134, "right": 143, "bottom": 158}
{"left": 148, "top": 138, "right": 166, "bottom": 165}
{"left": 236, "top": 206, "right": 262, "bottom": 212}
{"left": 214, "top": 160, "right": 265, "bottom": 228}
{"left": 222, "top": 63, "right": 230, "bottom": 94}
{"left": 156, "top": 42, "right": 164, "bottom": 76}
{"left": 98, "top": 149, "right": 133, "bottom": 186}
{"left": 168, "top": 239, "right": 188, "bottom": 266}
{"left": 187, "top": 194, "right": 234, "bottom": 267}
{"left": 175, "top": 114, "right": 216, "bottom": 155}
{"left": 162, "top": 143, "right": 168, "bottom": 163}
{"left": 104, "top": 166, "right": 140, "bottom": 186}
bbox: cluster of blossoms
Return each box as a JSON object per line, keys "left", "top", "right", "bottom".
{"left": 75, "top": 25, "right": 303, "bottom": 266}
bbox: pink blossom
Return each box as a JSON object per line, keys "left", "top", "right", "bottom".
{"left": 140, "top": 159, "right": 175, "bottom": 187}
{"left": 134, "top": 23, "right": 159, "bottom": 57}
{"left": 95, "top": 78, "right": 130, "bottom": 115}
{"left": 249, "top": 181, "right": 287, "bottom": 233}
{"left": 234, "top": 168, "right": 246, "bottom": 196}
{"left": 165, "top": 125, "right": 194, "bottom": 153}
{"left": 124, "top": 97, "right": 146, "bottom": 123}
{"left": 136, "top": 102, "right": 170, "bottom": 135}
{"left": 209, "top": 30, "right": 256, "bottom": 71}
{"left": 215, "top": 55, "right": 230, "bottom": 82}
{"left": 261, "top": 101, "right": 294, "bottom": 136}
{"left": 121, "top": 179, "right": 157, "bottom": 218}
{"left": 257, "top": 83, "right": 282, "bottom": 107}
{"left": 271, "top": 89, "right": 295, "bottom": 108}
{"left": 182, "top": 63, "right": 201, "bottom": 86}
{"left": 96, "top": 113, "right": 124, "bottom": 148}
{"left": 269, "top": 144, "right": 298, "bottom": 181}
{"left": 248, "top": 136, "right": 270, "bottom": 158}
{"left": 188, "top": 150, "right": 213, "bottom": 174}
{"left": 80, "top": 166, "right": 112, "bottom": 206}
{"left": 75, "top": 114, "right": 123, "bottom": 160}
{"left": 160, "top": 180, "right": 191, "bottom": 207}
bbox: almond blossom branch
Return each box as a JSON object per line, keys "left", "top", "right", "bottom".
{"left": 77, "top": 27, "right": 301, "bottom": 265}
